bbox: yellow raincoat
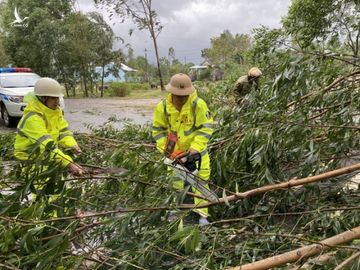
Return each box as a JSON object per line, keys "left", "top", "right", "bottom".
{"left": 14, "top": 92, "right": 79, "bottom": 211}
{"left": 14, "top": 92, "right": 77, "bottom": 166}
{"left": 152, "top": 92, "right": 213, "bottom": 217}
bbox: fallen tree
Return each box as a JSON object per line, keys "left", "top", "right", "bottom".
{"left": 2, "top": 160, "right": 359, "bottom": 224}
{"left": 1, "top": 1, "right": 360, "bottom": 267}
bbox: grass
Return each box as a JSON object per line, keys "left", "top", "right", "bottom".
{"left": 127, "top": 88, "right": 167, "bottom": 99}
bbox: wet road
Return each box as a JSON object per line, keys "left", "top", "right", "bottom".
{"left": 64, "top": 98, "right": 159, "bottom": 133}
{"left": 0, "top": 98, "right": 160, "bottom": 133}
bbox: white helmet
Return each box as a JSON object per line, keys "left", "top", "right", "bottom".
{"left": 34, "top": 78, "right": 64, "bottom": 97}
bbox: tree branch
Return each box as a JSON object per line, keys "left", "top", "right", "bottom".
{"left": 334, "top": 251, "right": 360, "bottom": 270}
{"left": 4, "top": 161, "right": 360, "bottom": 223}
{"left": 287, "top": 70, "right": 360, "bottom": 109}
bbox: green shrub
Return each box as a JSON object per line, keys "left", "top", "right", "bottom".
{"left": 108, "top": 82, "right": 130, "bottom": 97}
{"left": 130, "top": 82, "right": 150, "bottom": 90}
{"left": 109, "top": 82, "right": 150, "bottom": 97}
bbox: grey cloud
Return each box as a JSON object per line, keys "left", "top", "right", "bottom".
{"left": 77, "top": 0, "right": 291, "bottom": 64}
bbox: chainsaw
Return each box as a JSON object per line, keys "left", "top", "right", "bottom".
{"left": 164, "top": 152, "right": 219, "bottom": 202}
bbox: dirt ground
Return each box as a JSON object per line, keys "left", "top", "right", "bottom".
{"left": 0, "top": 98, "right": 161, "bottom": 133}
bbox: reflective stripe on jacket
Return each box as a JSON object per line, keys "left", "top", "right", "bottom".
{"left": 14, "top": 93, "right": 77, "bottom": 167}
{"left": 152, "top": 92, "right": 213, "bottom": 155}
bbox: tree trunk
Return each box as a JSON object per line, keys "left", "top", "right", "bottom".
{"left": 177, "top": 161, "right": 360, "bottom": 210}
{"left": 89, "top": 65, "right": 94, "bottom": 95}
{"left": 72, "top": 79, "right": 76, "bottom": 97}
{"left": 228, "top": 226, "right": 360, "bottom": 270}
{"left": 101, "top": 63, "right": 105, "bottom": 97}
{"left": 65, "top": 82, "right": 69, "bottom": 97}
{"left": 63, "top": 75, "right": 70, "bottom": 97}
{"left": 83, "top": 77, "right": 88, "bottom": 97}
{"left": 81, "top": 65, "right": 89, "bottom": 97}
{"left": 148, "top": 14, "right": 164, "bottom": 91}
{"left": 152, "top": 34, "right": 164, "bottom": 90}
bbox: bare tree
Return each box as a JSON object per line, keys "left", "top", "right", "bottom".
{"left": 95, "top": 0, "right": 165, "bottom": 90}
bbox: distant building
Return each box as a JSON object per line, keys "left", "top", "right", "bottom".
{"left": 211, "top": 65, "right": 224, "bottom": 81}
{"left": 189, "top": 65, "right": 208, "bottom": 81}
{"left": 95, "top": 62, "right": 137, "bottom": 83}
{"left": 189, "top": 60, "right": 224, "bottom": 81}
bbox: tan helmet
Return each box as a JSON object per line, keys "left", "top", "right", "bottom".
{"left": 165, "top": 73, "right": 195, "bottom": 96}
{"left": 248, "top": 67, "right": 262, "bottom": 78}
{"left": 34, "top": 77, "right": 64, "bottom": 97}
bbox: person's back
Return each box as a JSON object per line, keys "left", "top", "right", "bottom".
{"left": 233, "top": 75, "right": 251, "bottom": 101}
{"left": 233, "top": 67, "right": 262, "bottom": 105}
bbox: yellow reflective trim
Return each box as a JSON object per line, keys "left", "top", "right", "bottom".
{"left": 59, "top": 127, "right": 69, "bottom": 132}
{"left": 18, "top": 111, "right": 48, "bottom": 130}
{"left": 17, "top": 129, "right": 27, "bottom": 138}
{"left": 196, "top": 131, "right": 211, "bottom": 139}
{"left": 58, "top": 133, "right": 72, "bottom": 141}
{"left": 152, "top": 126, "right": 167, "bottom": 131}
{"left": 153, "top": 132, "right": 167, "bottom": 140}
{"left": 37, "top": 135, "right": 52, "bottom": 144}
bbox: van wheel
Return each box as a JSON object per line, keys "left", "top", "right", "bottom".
{"left": 1, "top": 105, "right": 17, "bottom": 127}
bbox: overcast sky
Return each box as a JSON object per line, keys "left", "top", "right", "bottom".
{"left": 76, "top": 0, "right": 291, "bottom": 65}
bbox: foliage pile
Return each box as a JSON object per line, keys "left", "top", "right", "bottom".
{"left": 1, "top": 69, "right": 359, "bottom": 269}
{"left": 1, "top": 0, "right": 360, "bottom": 269}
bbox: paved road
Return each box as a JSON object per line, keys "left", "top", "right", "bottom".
{"left": 0, "top": 98, "right": 160, "bottom": 133}
{"left": 64, "top": 98, "right": 159, "bottom": 133}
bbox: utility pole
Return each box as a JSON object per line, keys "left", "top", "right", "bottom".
{"left": 144, "top": 48, "right": 149, "bottom": 83}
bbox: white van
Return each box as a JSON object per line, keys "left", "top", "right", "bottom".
{"left": 0, "top": 68, "right": 64, "bottom": 127}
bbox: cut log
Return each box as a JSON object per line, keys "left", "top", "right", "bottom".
{"left": 179, "top": 161, "right": 360, "bottom": 209}
{"left": 227, "top": 226, "right": 360, "bottom": 270}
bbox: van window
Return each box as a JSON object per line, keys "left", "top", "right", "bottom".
{"left": 0, "top": 73, "right": 41, "bottom": 88}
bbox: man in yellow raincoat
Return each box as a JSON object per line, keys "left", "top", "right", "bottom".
{"left": 14, "top": 78, "right": 84, "bottom": 204}
{"left": 152, "top": 73, "right": 213, "bottom": 225}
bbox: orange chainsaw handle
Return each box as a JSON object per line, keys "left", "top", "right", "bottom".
{"left": 170, "top": 150, "right": 186, "bottom": 160}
